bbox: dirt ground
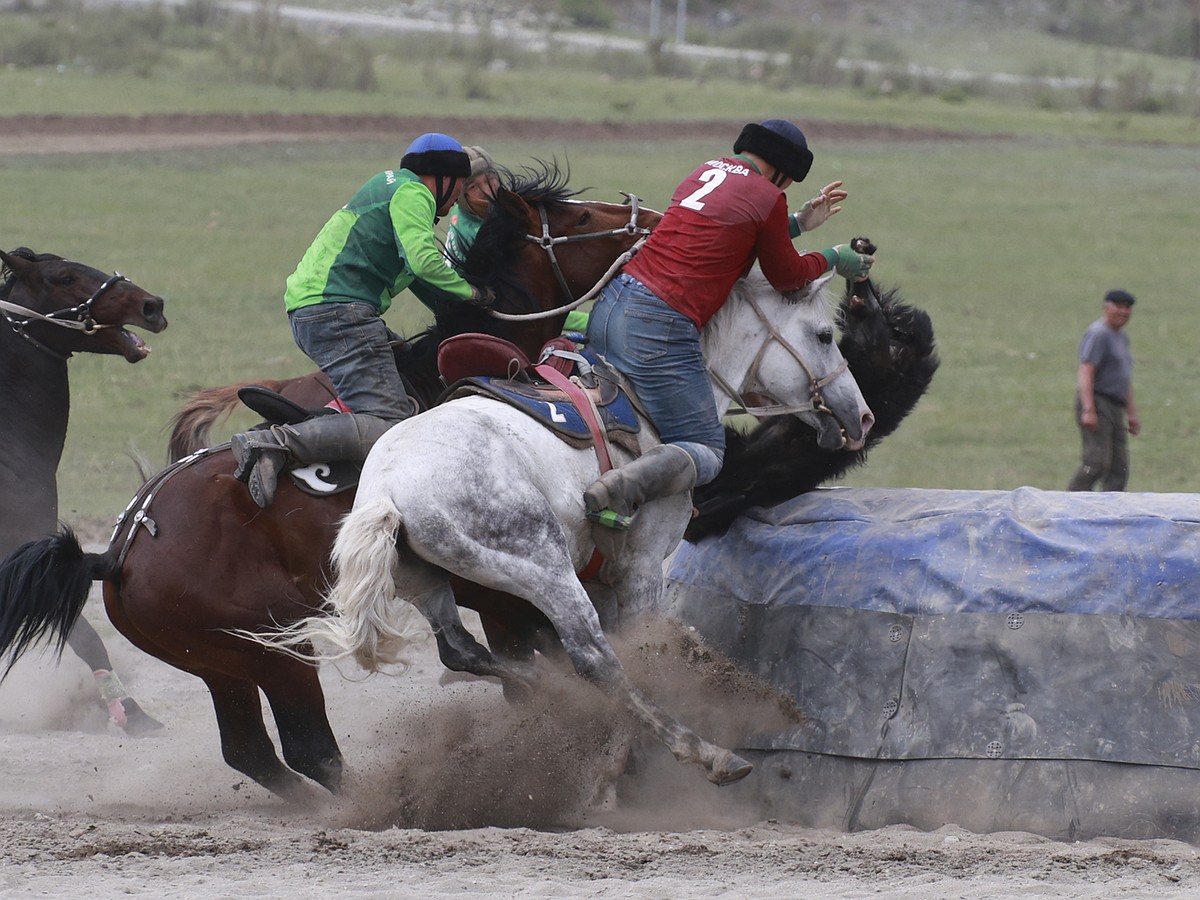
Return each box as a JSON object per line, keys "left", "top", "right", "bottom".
{"left": 0, "top": 112, "right": 987, "bottom": 156}
{"left": 3, "top": 114, "right": 1198, "bottom": 899}
{"left": 4, "top": 584, "right": 1200, "bottom": 900}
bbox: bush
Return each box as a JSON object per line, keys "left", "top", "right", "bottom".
{"left": 559, "top": 0, "right": 613, "bottom": 30}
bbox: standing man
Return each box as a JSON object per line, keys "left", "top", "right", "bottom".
{"left": 1068, "top": 288, "right": 1140, "bottom": 491}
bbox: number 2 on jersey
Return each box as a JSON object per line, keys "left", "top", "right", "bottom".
{"left": 680, "top": 168, "right": 727, "bottom": 211}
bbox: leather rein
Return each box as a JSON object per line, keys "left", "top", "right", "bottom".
{"left": 0, "top": 271, "right": 129, "bottom": 360}
{"left": 487, "top": 193, "right": 652, "bottom": 323}
{"left": 487, "top": 194, "right": 844, "bottom": 417}
{"left": 708, "top": 288, "right": 848, "bottom": 420}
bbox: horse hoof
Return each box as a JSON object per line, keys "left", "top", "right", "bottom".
{"left": 120, "top": 700, "right": 167, "bottom": 737}
{"left": 707, "top": 750, "right": 753, "bottom": 786}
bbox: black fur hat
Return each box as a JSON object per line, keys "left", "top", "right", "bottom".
{"left": 733, "top": 119, "right": 814, "bottom": 183}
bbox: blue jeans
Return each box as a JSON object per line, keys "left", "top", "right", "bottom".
{"left": 289, "top": 301, "right": 416, "bottom": 422}
{"left": 587, "top": 274, "right": 724, "bottom": 485}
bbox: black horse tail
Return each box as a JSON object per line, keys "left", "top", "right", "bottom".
{"left": 0, "top": 529, "right": 118, "bottom": 679}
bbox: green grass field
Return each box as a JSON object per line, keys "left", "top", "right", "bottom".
{"left": 3, "top": 50, "right": 1199, "bottom": 526}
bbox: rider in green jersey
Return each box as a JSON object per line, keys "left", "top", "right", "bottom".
{"left": 232, "top": 133, "right": 489, "bottom": 508}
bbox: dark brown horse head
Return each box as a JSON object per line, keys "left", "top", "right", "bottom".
{"left": 0, "top": 247, "right": 167, "bottom": 362}
{"left": 455, "top": 162, "right": 661, "bottom": 355}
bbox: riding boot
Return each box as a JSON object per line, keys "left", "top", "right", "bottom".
{"left": 583, "top": 444, "right": 698, "bottom": 529}
{"left": 231, "top": 413, "right": 393, "bottom": 508}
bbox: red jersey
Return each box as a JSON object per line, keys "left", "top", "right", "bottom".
{"left": 624, "top": 156, "right": 829, "bottom": 328}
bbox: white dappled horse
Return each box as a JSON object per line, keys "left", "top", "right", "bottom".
{"left": 273, "top": 265, "right": 873, "bottom": 787}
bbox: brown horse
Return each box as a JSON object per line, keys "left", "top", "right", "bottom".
{"left": 0, "top": 170, "right": 661, "bottom": 801}
{"left": 0, "top": 247, "right": 167, "bottom": 734}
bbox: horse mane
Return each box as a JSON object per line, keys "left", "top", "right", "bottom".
{"left": 436, "top": 160, "right": 585, "bottom": 338}
{"left": 686, "top": 280, "right": 939, "bottom": 543}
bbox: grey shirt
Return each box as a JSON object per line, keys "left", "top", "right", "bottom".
{"left": 1079, "top": 319, "right": 1132, "bottom": 404}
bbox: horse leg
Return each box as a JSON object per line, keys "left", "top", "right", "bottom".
{"left": 544, "top": 586, "right": 752, "bottom": 786}
{"left": 255, "top": 658, "right": 344, "bottom": 794}
{"left": 414, "top": 584, "right": 535, "bottom": 701}
{"left": 202, "top": 672, "right": 316, "bottom": 803}
{"left": 65, "top": 614, "right": 164, "bottom": 735}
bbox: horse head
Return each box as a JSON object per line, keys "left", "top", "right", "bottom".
{"left": 706, "top": 267, "right": 873, "bottom": 452}
{"left": 458, "top": 162, "right": 660, "bottom": 357}
{"left": 0, "top": 247, "right": 166, "bottom": 362}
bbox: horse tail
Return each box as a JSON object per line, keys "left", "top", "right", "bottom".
{"left": 168, "top": 375, "right": 341, "bottom": 461}
{"left": 167, "top": 383, "right": 248, "bottom": 461}
{"left": 305, "top": 497, "right": 428, "bottom": 672}
{"left": 0, "top": 529, "right": 117, "bottom": 679}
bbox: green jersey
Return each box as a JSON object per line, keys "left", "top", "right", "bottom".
{"left": 285, "top": 168, "right": 473, "bottom": 315}
{"left": 445, "top": 202, "right": 485, "bottom": 263}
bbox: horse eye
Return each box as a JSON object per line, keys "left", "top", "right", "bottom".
{"left": 818, "top": 329, "right": 834, "bottom": 345}
{"left": 578, "top": 211, "right": 592, "bottom": 227}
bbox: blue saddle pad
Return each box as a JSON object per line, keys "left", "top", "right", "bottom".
{"left": 449, "top": 363, "right": 640, "bottom": 444}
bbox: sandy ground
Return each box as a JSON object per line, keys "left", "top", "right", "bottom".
{"left": 3, "top": 578, "right": 1200, "bottom": 900}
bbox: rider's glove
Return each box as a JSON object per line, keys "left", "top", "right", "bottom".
{"left": 469, "top": 285, "right": 496, "bottom": 309}
{"left": 825, "top": 244, "right": 874, "bottom": 282}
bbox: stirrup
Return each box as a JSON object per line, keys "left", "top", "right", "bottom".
{"left": 231, "top": 432, "right": 277, "bottom": 483}
{"left": 586, "top": 508, "right": 634, "bottom": 531}
{"left": 246, "top": 448, "right": 286, "bottom": 509}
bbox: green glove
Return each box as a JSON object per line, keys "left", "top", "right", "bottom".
{"left": 823, "top": 244, "right": 874, "bottom": 281}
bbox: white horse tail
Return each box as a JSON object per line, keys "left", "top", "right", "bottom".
{"left": 308, "top": 496, "right": 428, "bottom": 672}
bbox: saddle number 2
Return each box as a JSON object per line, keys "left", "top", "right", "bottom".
{"left": 679, "top": 168, "right": 727, "bottom": 211}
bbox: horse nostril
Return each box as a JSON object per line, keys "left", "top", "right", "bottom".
{"left": 145, "top": 300, "right": 162, "bottom": 320}
{"left": 861, "top": 410, "right": 876, "bottom": 437}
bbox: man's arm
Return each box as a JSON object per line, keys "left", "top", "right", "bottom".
{"left": 1126, "top": 385, "right": 1141, "bottom": 436}
{"left": 1077, "top": 361, "right": 1098, "bottom": 431}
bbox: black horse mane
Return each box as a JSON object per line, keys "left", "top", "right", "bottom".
{"left": 389, "top": 162, "right": 585, "bottom": 403}
{"left": 684, "top": 278, "right": 940, "bottom": 543}
{"left": 433, "top": 159, "right": 584, "bottom": 339}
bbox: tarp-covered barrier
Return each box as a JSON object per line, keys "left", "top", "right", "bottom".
{"left": 661, "top": 487, "right": 1200, "bottom": 841}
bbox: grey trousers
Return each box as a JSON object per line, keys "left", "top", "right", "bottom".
{"left": 1067, "top": 393, "right": 1128, "bottom": 491}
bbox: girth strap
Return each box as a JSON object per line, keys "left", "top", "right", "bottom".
{"left": 532, "top": 362, "right": 611, "bottom": 582}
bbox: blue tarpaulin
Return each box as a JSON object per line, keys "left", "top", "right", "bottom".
{"left": 659, "top": 487, "right": 1200, "bottom": 840}
{"left": 668, "top": 486, "right": 1200, "bottom": 619}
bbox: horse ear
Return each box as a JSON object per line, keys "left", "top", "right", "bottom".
{"left": 493, "top": 187, "right": 537, "bottom": 230}
{"left": 0, "top": 248, "right": 26, "bottom": 280}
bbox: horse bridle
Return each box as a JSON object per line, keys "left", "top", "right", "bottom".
{"left": 488, "top": 193, "right": 653, "bottom": 323}
{"left": 0, "top": 271, "right": 129, "bottom": 359}
{"left": 709, "top": 287, "right": 849, "bottom": 420}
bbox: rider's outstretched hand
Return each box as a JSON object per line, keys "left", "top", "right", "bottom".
{"left": 794, "top": 181, "right": 847, "bottom": 233}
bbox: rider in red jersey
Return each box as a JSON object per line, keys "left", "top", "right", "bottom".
{"left": 584, "top": 119, "right": 874, "bottom": 526}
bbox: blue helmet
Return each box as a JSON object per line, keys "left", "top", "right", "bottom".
{"left": 401, "top": 133, "right": 471, "bottom": 178}
{"left": 733, "top": 119, "right": 813, "bottom": 183}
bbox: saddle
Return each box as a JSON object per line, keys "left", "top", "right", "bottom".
{"left": 236, "top": 334, "right": 641, "bottom": 497}
{"left": 439, "top": 334, "right": 641, "bottom": 456}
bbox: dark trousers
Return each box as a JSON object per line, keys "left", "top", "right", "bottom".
{"left": 1067, "top": 393, "right": 1128, "bottom": 491}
